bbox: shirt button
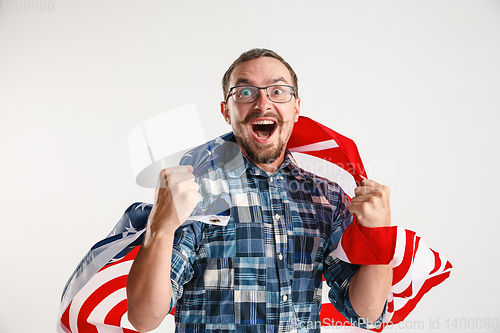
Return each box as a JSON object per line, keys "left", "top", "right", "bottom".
{"left": 274, "top": 214, "right": 280, "bottom": 220}
{"left": 270, "top": 177, "right": 274, "bottom": 183}
{"left": 278, "top": 253, "right": 283, "bottom": 260}
{"left": 282, "top": 295, "right": 287, "bottom": 302}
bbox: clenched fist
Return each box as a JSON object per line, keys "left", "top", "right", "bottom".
{"left": 147, "top": 165, "right": 201, "bottom": 234}
{"left": 348, "top": 178, "right": 391, "bottom": 228}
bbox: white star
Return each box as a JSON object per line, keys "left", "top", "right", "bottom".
{"left": 125, "top": 224, "right": 137, "bottom": 234}
{"left": 134, "top": 202, "right": 149, "bottom": 211}
{"left": 122, "top": 218, "right": 138, "bottom": 237}
{"left": 214, "top": 136, "right": 225, "bottom": 146}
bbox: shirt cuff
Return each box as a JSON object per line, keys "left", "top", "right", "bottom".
{"left": 344, "top": 297, "right": 388, "bottom": 330}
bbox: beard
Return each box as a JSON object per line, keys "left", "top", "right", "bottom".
{"left": 234, "top": 131, "right": 287, "bottom": 165}
{"left": 232, "top": 111, "right": 292, "bottom": 165}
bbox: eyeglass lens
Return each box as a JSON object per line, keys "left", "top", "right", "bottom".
{"left": 232, "top": 86, "right": 293, "bottom": 103}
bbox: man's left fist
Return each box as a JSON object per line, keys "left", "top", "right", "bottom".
{"left": 348, "top": 179, "right": 391, "bottom": 228}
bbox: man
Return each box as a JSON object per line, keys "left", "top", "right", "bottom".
{"left": 126, "top": 48, "right": 392, "bottom": 332}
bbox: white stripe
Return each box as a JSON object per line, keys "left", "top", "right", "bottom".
{"left": 391, "top": 237, "right": 433, "bottom": 296}
{"left": 323, "top": 227, "right": 451, "bottom": 326}
{"left": 390, "top": 230, "right": 417, "bottom": 295}
{"left": 69, "top": 260, "right": 133, "bottom": 333}
{"left": 120, "top": 311, "right": 139, "bottom": 331}
{"left": 322, "top": 280, "right": 330, "bottom": 304}
{"left": 288, "top": 139, "right": 338, "bottom": 153}
{"left": 331, "top": 239, "right": 349, "bottom": 263}
{"left": 386, "top": 230, "right": 451, "bottom": 323}
{"left": 183, "top": 215, "right": 230, "bottom": 226}
{"left": 95, "top": 324, "right": 125, "bottom": 333}
{"left": 87, "top": 287, "right": 127, "bottom": 332}
{"left": 60, "top": 229, "right": 145, "bottom": 318}
{"left": 291, "top": 153, "right": 357, "bottom": 198}
{"left": 391, "top": 228, "right": 408, "bottom": 269}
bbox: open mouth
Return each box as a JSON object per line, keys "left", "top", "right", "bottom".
{"left": 250, "top": 119, "right": 278, "bottom": 143}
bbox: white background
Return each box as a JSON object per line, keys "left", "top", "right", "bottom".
{"left": 1, "top": 1, "right": 499, "bottom": 332}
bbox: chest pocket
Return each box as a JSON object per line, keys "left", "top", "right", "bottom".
{"left": 291, "top": 234, "right": 324, "bottom": 323}
{"left": 230, "top": 191, "right": 263, "bottom": 223}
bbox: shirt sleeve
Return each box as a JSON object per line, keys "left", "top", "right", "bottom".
{"left": 168, "top": 221, "right": 203, "bottom": 312}
{"left": 323, "top": 185, "right": 387, "bottom": 329}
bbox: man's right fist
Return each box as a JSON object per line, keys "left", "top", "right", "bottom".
{"left": 148, "top": 165, "right": 201, "bottom": 234}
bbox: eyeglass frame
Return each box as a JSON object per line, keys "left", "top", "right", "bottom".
{"left": 225, "top": 84, "right": 297, "bottom": 104}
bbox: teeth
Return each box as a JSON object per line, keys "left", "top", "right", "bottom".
{"left": 253, "top": 120, "right": 275, "bottom": 125}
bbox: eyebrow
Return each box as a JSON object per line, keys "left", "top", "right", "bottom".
{"left": 233, "top": 77, "right": 289, "bottom": 87}
{"left": 271, "top": 77, "right": 288, "bottom": 85}
{"left": 234, "top": 78, "right": 252, "bottom": 86}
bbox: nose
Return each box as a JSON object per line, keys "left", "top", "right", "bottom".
{"left": 254, "top": 88, "right": 273, "bottom": 111}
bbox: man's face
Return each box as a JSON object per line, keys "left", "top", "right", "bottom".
{"left": 221, "top": 57, "right": 301, "bottom": 170}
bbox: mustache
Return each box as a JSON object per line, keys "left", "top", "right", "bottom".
{"left": 240, "top": 112, "right": 284, "bottom": 126}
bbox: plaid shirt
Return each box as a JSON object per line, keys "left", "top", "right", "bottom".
{"left": 169, "top": 138, "right": 379, "bottom": 332}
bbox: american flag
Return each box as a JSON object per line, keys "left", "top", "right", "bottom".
{"left": 58, "top": 116, "right": 452, "bottom": 332}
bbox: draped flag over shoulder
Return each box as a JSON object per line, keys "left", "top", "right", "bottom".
{"left": 57, "top": 116, "right": 452, "bottom": 333}
{"left": 288, "top": 116, "right": 452, "bottom": 331}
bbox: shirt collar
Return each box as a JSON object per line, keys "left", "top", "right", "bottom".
{"left": 282, "top": 150, "right": 307, "bottom": 180}
{"left": 239, "top": 149, "right": 307, "bottom": 180}
{"left": 217, "top": 132, "right": 307, "bottom": 180}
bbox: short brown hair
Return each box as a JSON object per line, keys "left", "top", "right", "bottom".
{"left": 222, "top": 48, "right": 299, "bottom": 99}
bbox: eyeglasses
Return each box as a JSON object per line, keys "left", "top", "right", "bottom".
{"left": 226, "top": 85, "right": 296, "bottom": 103}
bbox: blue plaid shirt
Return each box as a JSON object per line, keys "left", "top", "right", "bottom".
{"left": 169, "top": 137, "right": 382, "bottom": 332}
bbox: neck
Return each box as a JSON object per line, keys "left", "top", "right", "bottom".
{"left": 246, "top": 150, "right": 286, "bottom": 174}
{"left": 255, "top": 161, "right": 280, "bottom": 173}
{"left": 232, "top": 133, "right": 287, "bottom": 174}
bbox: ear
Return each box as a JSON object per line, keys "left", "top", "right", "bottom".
{"left": 220, "top": 101, "right": 231, "bottom": 124}
{"left": 294, "top": 97, "right": 301, "bottom": 122}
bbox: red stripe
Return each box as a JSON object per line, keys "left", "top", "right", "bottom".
{"left": 389, "top": 271, "right": 451, "bottom": 324}
{"left": 313, "top": 120, "right": 367, "bottom": 181}
{"left": 288, "top": 117, "right": 337, "bottom": 147}
{"left": 77, "top": 275, "right": 128, "bottom": 333}
{"left": 387, "top": 299, "right": 394, "bottom": 314}
{"left": 370, "top": 267, "right": 451, "bottom": 330}
{"left": 392, "top": 230, "right": 415, "bottom": 285}
{"left": 339, "top": 220, "right": 396, "bottom": 265}
{"left": 412, "top": 236, "right": 421, "bottom": 261}
{"left": 104, "top": 299, "right": 129, "bottom": 326}
{"left": 429, "top": 249, "right": 442, "bottom": 275}
{"left": 288, "top": 116, "right": 367, "bottom": 182}
{"left": 60, "top": 301, "right": 72, "bottom": 333}
{"left": 393, "top": 281, "right": 413, "bottom": 298}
